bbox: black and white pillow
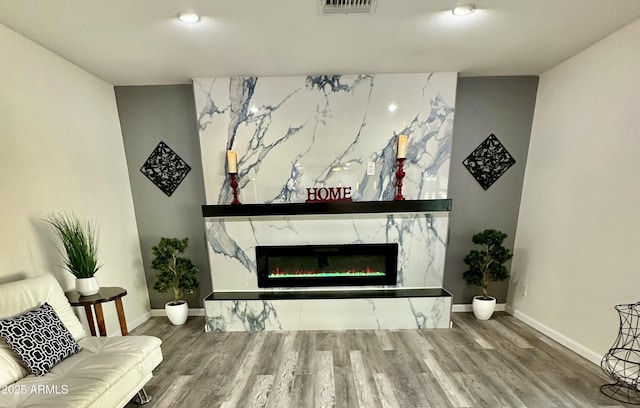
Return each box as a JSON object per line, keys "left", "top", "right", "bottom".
{"left": 0, "top": 303, "right": 81, "bottom": 376}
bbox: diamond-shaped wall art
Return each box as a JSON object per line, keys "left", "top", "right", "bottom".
{"left": 140, "top": 141, "right": 191, "bottom": 197}
{"left": 462, "top": 133, "right": 515, "bottom": 190}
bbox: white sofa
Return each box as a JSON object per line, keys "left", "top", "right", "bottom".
{"left": 0, "top": 274, "right": 163, "bottom": 408}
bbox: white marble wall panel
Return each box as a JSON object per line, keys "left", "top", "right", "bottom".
{"left": 205, "top": 296, "right": 452, "bottom": 332}
{"left": 208, "top": 212, "right": 448, "bottom": 291}
{"left": 192, "top": 73, "right": 457, "bottom": 292}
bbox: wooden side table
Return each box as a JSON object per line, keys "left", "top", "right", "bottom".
{"left": 65, "top": 287, "right": 128, "bottom": 337}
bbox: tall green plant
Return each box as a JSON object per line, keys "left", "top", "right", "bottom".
{"left": 151, "top": 237, "right": 199, "bottom": 305}
{"left": 462, "top": 229, "right": 513, "bottom": 298}
{"left": 47, "top": 213, "right": 101, "bottom": 278}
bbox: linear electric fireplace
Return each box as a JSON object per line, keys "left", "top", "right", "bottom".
{"left": 256, "top": 243, "right": 398, "bottom": 288}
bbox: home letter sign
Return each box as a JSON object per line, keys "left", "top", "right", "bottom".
{"left": 306, "top": 187, "right": 353, "bottom": 203}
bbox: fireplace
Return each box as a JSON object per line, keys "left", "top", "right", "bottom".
{"left": 256, "top": 243, "right": 398, "bottom": 288}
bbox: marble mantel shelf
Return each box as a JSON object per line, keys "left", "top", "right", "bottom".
{"left": 201, "top": 199, "right": 452, "bottom": 218}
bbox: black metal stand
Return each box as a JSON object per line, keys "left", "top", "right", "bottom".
{"left": 601, "top": 302, "right": 640, "bottom": 405}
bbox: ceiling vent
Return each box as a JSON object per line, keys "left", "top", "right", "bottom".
{"left": 321, "top": 0, "right": 377, "bottom": 14}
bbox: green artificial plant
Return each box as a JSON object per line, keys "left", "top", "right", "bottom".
{"left": 47, "top": 213, "right": 101, "bottom": 278}
{"left": 462, "top": 229, "right": 513, "bottom": 299}
{"left": 151, "top": 237, "right": 199, "bottom": 305}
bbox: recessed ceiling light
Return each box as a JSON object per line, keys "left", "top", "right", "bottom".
{"left": 177, "top": 12, "right": 200, "bottom": 23}
{"left": 388, "top": 104, "right": 398, "bottom": 112}
{"left": 250, "top": 106, "right": 259, "bottom": 114}
{"left": 452, "top": 4, "right": 476, "bottom": 16}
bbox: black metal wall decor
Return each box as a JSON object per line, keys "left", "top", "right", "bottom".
{"left": 140, "top": 141, "right": 191, "bottom": 197}
{"left": 462, "top": 133, "right": 516, "bottom": 190}
{"left": 601, "top": 302, "right": 640, "bottom": 404}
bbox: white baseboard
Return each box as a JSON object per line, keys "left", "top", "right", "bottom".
{"left": 505, "top": 306, "right": 601, "bottom": 365}
{"left": 452, "top": 303, "right": 506, "bottom": 313}
{"left": 150, "top": 308, "right": 205, "bottom": 317}
{"left": 128, "top": 311, "right": 152, "bottom": 331}
{"left": 109, "top": 309, "right": 203, "bottom": 335}
{"left": 142, "top": 305, "right": 599, "bottom": 366}
{"left": 106, "top": 311, "right": 151, "bottom": 337}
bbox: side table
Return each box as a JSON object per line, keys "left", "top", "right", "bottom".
{"left": 65, "top": 287, "right": 128, "bottom": 337}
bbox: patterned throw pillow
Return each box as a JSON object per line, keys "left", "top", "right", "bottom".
{"left": 0, "top": 303, "right": 81, "bottom": 376}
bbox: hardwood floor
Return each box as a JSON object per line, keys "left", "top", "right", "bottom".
{"left": 124, "top": 312, "right": 630, "bottom": 408}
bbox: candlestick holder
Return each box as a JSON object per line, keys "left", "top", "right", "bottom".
{"left": 229, "top": 173, "right": 241, "bottom": 205}
{"left": 394, "top": 158, "right": 406, "bottom": 201}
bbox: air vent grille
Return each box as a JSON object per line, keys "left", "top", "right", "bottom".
{"left": 321, "top": 0, "right": 376, "bottom": 14}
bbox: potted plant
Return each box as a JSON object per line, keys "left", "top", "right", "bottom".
{"left": 151, "top": 237, "right": 199, "bottom": 326}
{"left": 47, "top": 213, "right": 102, "bottom": 296}
{"left": 462, "top": 229, "right": 513, "bottom": 320}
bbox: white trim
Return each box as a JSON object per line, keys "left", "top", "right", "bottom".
{"left": 505, "top": 306, "right": 601, "bottom": 365}
{"left": 106, "top": 311, "right": 151, "bottom": 337}
{"left": 128, "top": 311, "right": 152, "bottom": 331}
{"left": 144, "top": 304, "right": 602, "bottom": 365}
{"left": 452, "top": 303, "right": 506, "bottom": 313}
{"left": 151, "top": 308, "right": 205, "bottom": 317}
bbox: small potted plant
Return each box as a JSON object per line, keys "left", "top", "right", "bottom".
{"left": 151, "top": 237, "right": 199, "bottom": 325}
{"left": 462, "top": 229, "right": 513, "bottom": 320}
{"left": 47, "top": 213, "right": 102, "bottom": 296}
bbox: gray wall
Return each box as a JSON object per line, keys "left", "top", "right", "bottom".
{"left": 444, "top": 76, "right": 539, "bottom": 304}
{"left": 115, "top": 85, "right": 212, "bottom": 308}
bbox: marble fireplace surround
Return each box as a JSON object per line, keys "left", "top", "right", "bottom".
{"left": 201, "top": 200, "right": 453, "bottom": 331}
{"left": 193, "top": 72, "right": 457, "bottom": 331}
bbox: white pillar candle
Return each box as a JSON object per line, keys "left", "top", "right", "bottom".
{"left": 397, "top": 135, "right": 408, "bottom": 159}
{"left": 227, "top": 150, "right": 238, "bottom": 174}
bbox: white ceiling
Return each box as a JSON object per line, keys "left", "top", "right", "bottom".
{"left": 1, "top": 0, "right": 639, "bottom": 85}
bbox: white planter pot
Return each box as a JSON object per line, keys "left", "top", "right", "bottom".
{"left": 165, "top": 300, "right": 189, "bottom": 326}
{"left": 472, "top": 296, "right": 496, "bottom": 320}
{"left": 76, "top": 277, "right": 99, "bottom": 296}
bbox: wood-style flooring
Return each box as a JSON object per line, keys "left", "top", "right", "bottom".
{"left": 124, "top": 312, "right": 630, "bottom": 408}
